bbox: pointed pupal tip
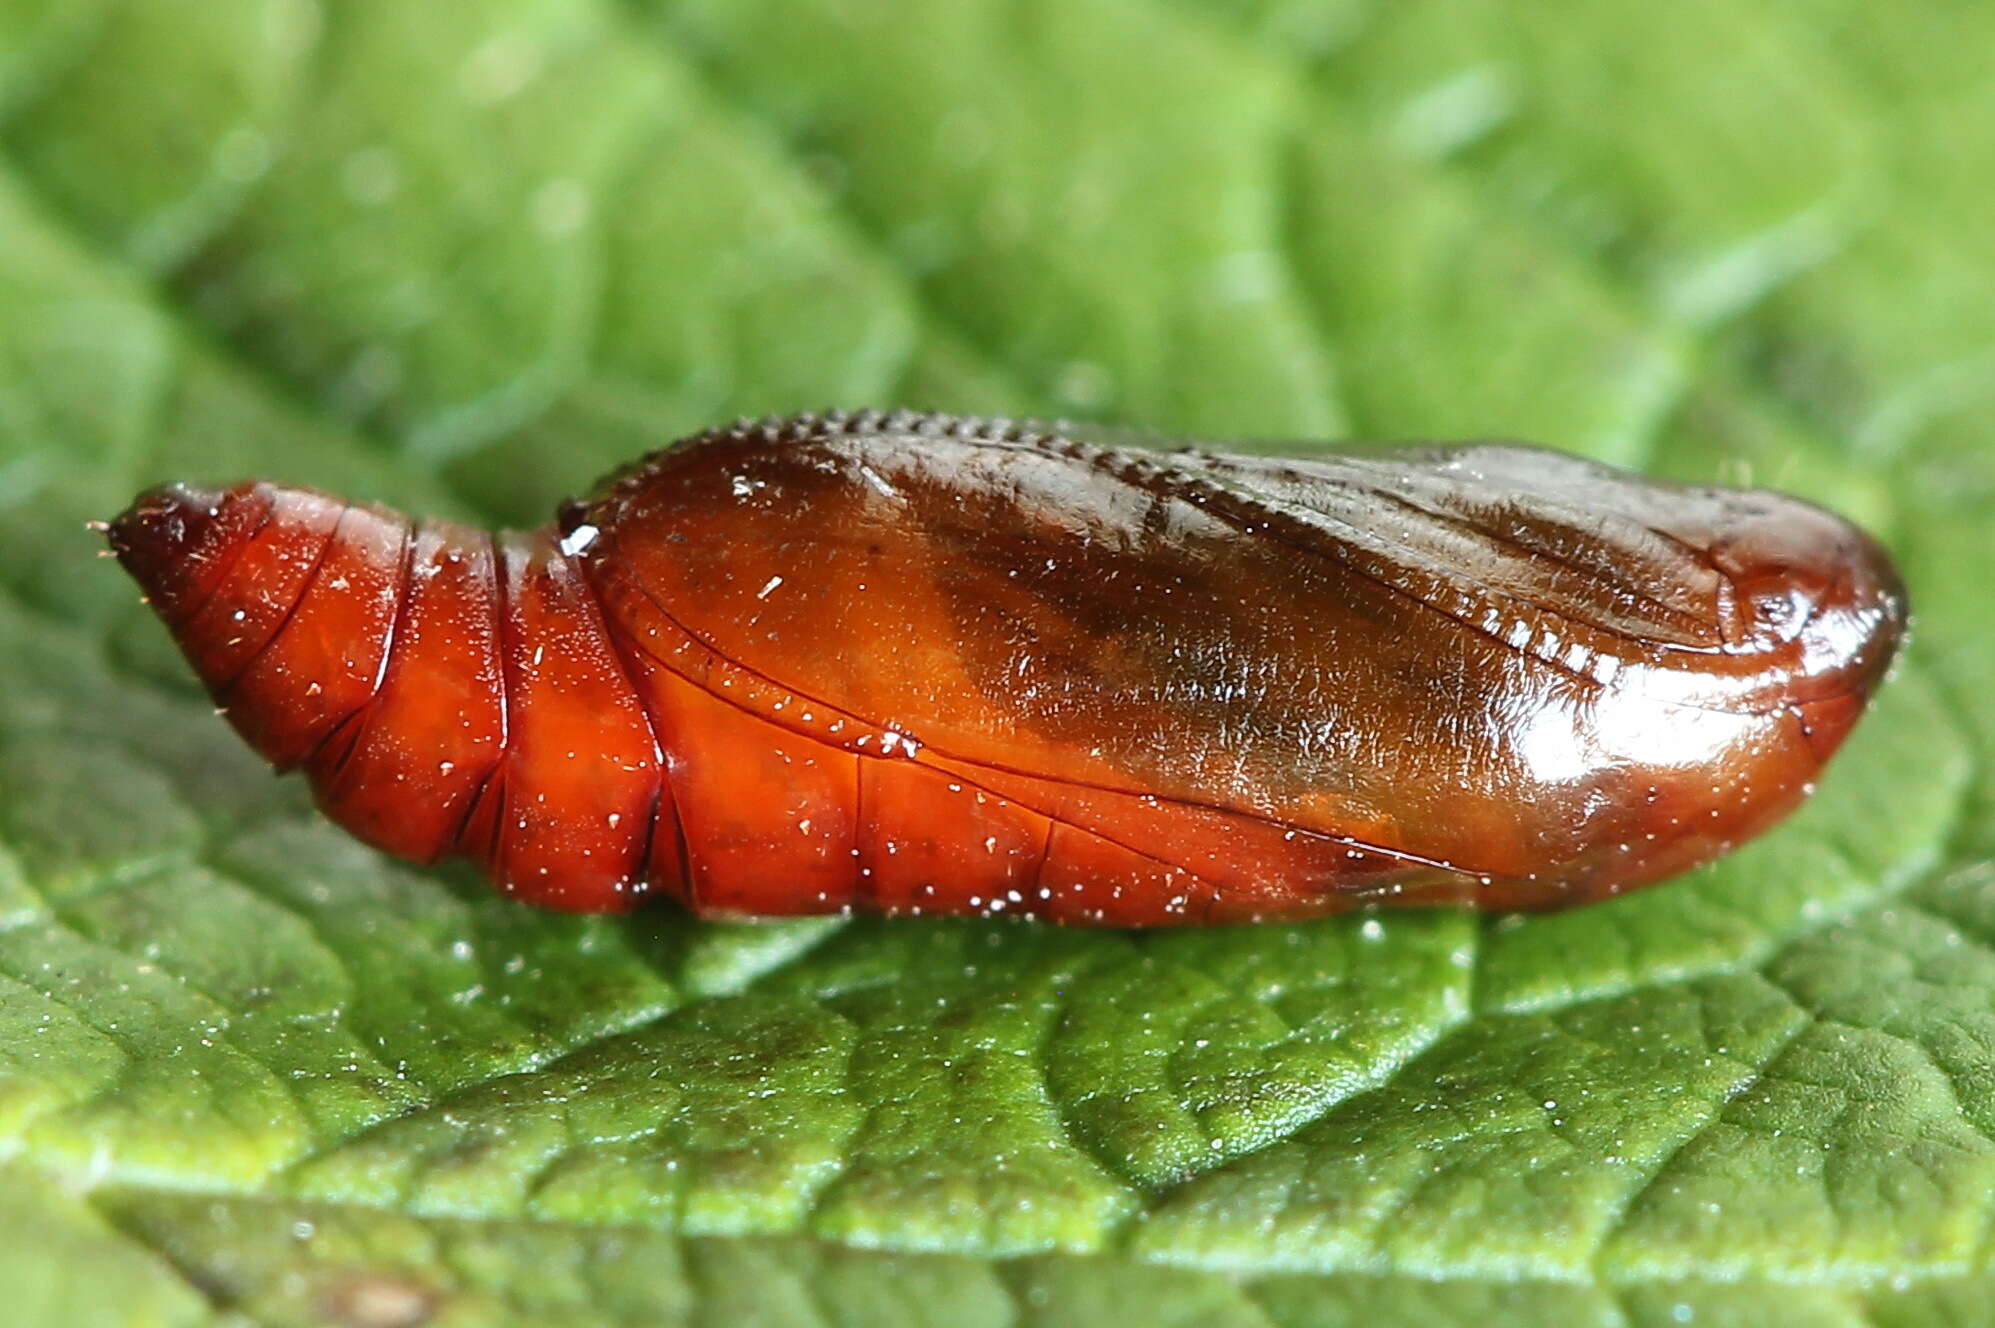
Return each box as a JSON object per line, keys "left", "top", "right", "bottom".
{"left": 106, "top": 481, "right": 256, "bottom": 622}
{"left": 106, "top": 481, "right": 232, "bottom": 564}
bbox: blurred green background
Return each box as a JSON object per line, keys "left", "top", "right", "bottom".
{"left": 1, "top": 2, "right": 1993, "bottom": 1325}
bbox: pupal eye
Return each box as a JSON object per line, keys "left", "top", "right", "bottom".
{"left": 1749, "top": 581, "right": 1811, "bottom": 640}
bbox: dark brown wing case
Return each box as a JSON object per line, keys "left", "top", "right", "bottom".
{"left": 108, "top": 410, "right": 1906, "bottom": 924}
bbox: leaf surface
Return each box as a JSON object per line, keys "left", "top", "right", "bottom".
{"left": 0, "top": 1, "right": 1989, "bottom": 1322}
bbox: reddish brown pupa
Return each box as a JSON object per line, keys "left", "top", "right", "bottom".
{"left": 106, "top": 411, "right": 1905, "bottom": 924}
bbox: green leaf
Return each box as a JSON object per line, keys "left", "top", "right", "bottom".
{"left": 0, "top": 0, "right": 1989, "bottom": 1322}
